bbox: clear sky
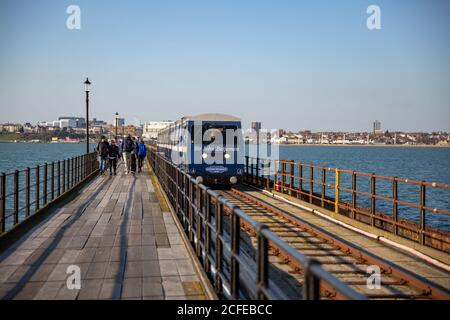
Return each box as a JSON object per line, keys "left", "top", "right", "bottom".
{"left": 0, "top": 0, "right": 449, "bottom": 132}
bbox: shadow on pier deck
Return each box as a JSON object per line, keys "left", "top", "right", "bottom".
{"left": 0, "top": 161, "right": 214, "bottom": 300}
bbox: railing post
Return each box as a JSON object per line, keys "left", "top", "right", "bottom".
{"left": 266, "top": 160, "right": 271, "bottom": 189}
{"left": 370, "top": 174, "right": 376, "bottom": 226}
{"left": 420, "top": 182, "right": 426, "bottom": 245}
{"left": 274, "top": 160, "right": 278, "bottom": 192}
{"left": 230, "top": 208, "right": 240, "bottom": 299}
{"left": 256, "top": 157, "right": 260, "bottom": 186}
{"left": 309, "top": 165, "right": 314, "bottom": 203}
{"left": 215, "top": 199, "right": 224, "bottom": 295}
{"left": 334, "top": 168, "right": 340, "bottom": 215}
{"left": 204, "top": 190, "right": 211, "bottom": 272}
{"left": 195, "top": 184, "right": 201, "bottom": 256}
{"left": 392, "top": 178, "right": 398, "bottom": 235}
{"left": 289, "top": 160, "right": 294, "bottom": 197}
{"left": 82, "top": 155, "right": 85, "bottom": 179}
{"left": 351, "top": 171, "right": 356, "bottom": 219}
{"left": 321, "top": 168, "right": 326, "bottom": 208}
{"left": 74, "top": 157, "right": 77, "bottom": 184}
{"left": 62, "top": 159, "right": 66, "bottom": 194}
{"left": 56, "top": 161, "right": 60, "bottom": 197}
{"left": 0, "top": 173, "right": 5, "bottom": 233}
{"left": 13, "top": 170, "right": 19, "bottom": 225}
{"left": 298, "top": 164, "right": 303, "bottom": 200}
{"left": 71, "top": 157, "right": 74, "bottom": 188}
{"left": 43, "top": 163, "right": 48, "bottom": 205}
{"left": 51, "top": 162, "right": 55, "bottom": 201}
{"left": 188, "top": 180, "right": 194, "bottom": 242}
{"left": 245, "top": 156, "right": 249, "bottom": 182}
{"left": 304, "top": 259, "right": 321, "bottom": 300}
{"left": 257, "top": 225, "right": 269, "bottom": 300}
{"left": 281, "top": 161, "right": 286, "bottom": 193}
{"left": 251, "top": 158, "right": 255, "bottom": 184}
{"left": 35, "top": 165, "right": 40, "bottom": 211}
{"left": 25, "top": 167, "right": 30, "bottom": 217}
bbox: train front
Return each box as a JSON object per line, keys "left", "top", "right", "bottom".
{"left": 188, "top": 118, "right": 245, "bottom": 186}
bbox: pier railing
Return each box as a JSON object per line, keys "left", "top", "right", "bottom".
{"left": 0, "top": 152, "right": 99, "bottom": 236}
{"left": 148, "top": 147, "right": 365, "bottom": 300}
{"left": 245, "top": 156, "right": 450, "bottom": 252}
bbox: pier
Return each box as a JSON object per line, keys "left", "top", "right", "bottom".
{"left": 0, "top": 157, "right": 213, "bottom": 300}
{"left": 0, "top": 148, "right": 449, "bottom": 300}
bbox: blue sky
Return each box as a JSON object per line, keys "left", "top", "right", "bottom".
{"left": 0, "top": 0, "right": 449, "bottom": 131}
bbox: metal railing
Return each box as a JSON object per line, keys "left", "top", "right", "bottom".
{"left": 0, "top": 152, "right": 99, "bottom": 235}
{"left": 148, "top": 147, "right": 365, "bottom": 300}
{"left": 245, "top": 156, "right": 450, "bottom": 252}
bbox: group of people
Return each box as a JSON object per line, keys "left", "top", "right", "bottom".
{"left": 96, "top": 134, "right": 147, "bottom": 176}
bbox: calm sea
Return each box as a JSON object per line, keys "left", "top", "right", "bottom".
{"left": 253, "top": 145, "right": 450, "bottom": 230}
{"left": 1, "top": 143, "right": 449, "bottom": 230}
{"left": 0, "top": 142, "right": 96, "bottom": 174}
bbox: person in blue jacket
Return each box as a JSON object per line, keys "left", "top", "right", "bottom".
{"left": 137, "top": 137, "right": 147, "bottom": 173}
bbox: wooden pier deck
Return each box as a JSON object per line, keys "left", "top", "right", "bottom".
{"left": 0, "top": 161, "right": 212, "bottom": 300}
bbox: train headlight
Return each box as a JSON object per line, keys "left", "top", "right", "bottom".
{"left": 224, "top": 153, "right": 231, "bottom": 160}
{"left": 230, "top": 176, "right": 238, "bottom": 184}
{"left": 202, "top": 153, "right": 208, "bottom": 159}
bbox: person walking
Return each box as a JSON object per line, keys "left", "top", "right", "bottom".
{"left": 96, "top": 135, "right": 109, "bottom": 175}
{"left": 108, "top": 139, "right": 120, "bottom": 176}
{"left": 130, "top": 136, "right": 138, "bottom": 174}
{"left": 137, "top": 137, "right": 147, "bottom": 173}
{"left": 121, "top": 135, "right": 133, "bottom": 175}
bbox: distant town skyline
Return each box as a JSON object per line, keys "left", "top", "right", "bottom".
{"left": 1, "top": 0, "right": 450, "bottom": 132}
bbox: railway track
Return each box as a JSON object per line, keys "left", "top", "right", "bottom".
{"left": 216, "top": 186, "right": 450, "bottom": 300}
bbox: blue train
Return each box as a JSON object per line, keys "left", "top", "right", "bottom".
{"left": 157, "top": 113, "right": 245, "bottom": 185}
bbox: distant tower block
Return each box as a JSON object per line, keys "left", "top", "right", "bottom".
{"left": 373, "top": 120, "right": 383, "bottom": 135}
{"left": 251, "top": 121, "right": 262, "bottom": 132}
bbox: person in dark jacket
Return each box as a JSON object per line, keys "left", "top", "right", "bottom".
{"left": 137, "top": 137, "right": 147, "bottom": 173}
{"left": 96, "top": 135, "right": 109, "bottom": 175}
{"left": 120, "top": 135, "right": 134, "bottom": 175}
{"left": 108, "top": 139, "right": 120, "bottom": 176}
{"left": 130, "top": 137, "right": 138, "bottom": 174}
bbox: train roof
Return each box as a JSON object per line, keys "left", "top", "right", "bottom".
{"left": 181, "top": 113, "right": 241, "bottom": 122}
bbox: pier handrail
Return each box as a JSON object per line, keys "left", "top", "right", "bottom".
{"left": 245, "top": 156, "right": 450, "bottom": 252}
{"left": 148, "top": 147, "right": 365, "bottom": 300}
{"left": 0, "top": 152, "right": 99, "bottom": 236}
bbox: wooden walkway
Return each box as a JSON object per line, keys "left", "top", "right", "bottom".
{"left": 0, "top": 161, "right": 211, "bottom": 300}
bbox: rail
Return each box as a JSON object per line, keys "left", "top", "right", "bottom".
{"left": 245, "top": 156, "right": 450, "bottom": 252}
{"left": 148, "top": 147, "right": 365, "bottom": 300}
{"left": 0, "top": 152, "right": 99, "bottom": 236}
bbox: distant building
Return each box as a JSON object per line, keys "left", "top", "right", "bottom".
{"left": 0, "top": 123, "right": 23, "bottom": 133}
{"left": 373, "top": 120, "right": 383, "bottom": 135}
{"left": 275, "top": 129, "right": 285, "bottom": 137}
{"left": 111, "top": 118, "right": 125, "bottom": 126}
{"left": 251, "top": 121, "right": 262, "bottom": 132}
{"left": 90, "top": 118, "right": 107, "bottom": 127}
{"left": 143, "top": 121, "right": 173, "bottom": 140}
{"left": 58, "top": 117, "right": 85, "bottom": 128}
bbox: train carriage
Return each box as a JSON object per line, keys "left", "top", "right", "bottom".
{"left": 157, "top": 113, "right": 245, "bottom": 185}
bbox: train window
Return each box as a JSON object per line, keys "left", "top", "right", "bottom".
{"left": 202, "top": 125, "right": 240, "bottom": 148}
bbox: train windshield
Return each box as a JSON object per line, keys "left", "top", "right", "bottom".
{"left": 202, "top": 125, "right": 240, "bottom": 147}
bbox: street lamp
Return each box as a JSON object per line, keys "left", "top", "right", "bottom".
{"left": 115, "top": 112, "right": 119, "bottom": 140}
{"left": 84, "top": 78, "right": 91, "bottom": 153}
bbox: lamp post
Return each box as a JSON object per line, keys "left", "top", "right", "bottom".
{"left": 84, "top": 78, "right": 91, "bottom": 154}
{"left": 115, "top": 112, "right": 119, "bottom": 140}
